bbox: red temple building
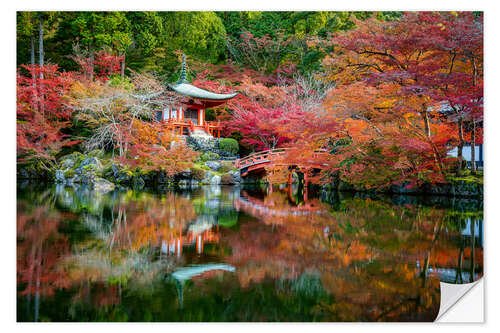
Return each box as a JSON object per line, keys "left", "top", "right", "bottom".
{"left": 153, "top": 55, "right": 238, "bottom": 137}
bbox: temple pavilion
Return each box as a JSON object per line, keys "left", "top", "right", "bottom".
{"left": 153, "top": 55, "right": 238, "bottom": 137}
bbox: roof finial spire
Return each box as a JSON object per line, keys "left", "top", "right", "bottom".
{"left": 178, "top": 53, "right": 187, "bottom": 84}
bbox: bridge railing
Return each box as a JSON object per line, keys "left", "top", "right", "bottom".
{"left": 235, "top": 148, "right": 289, "bottom": 170}
{"left": 235, "top": 148, "right": 330, "bottom": 170}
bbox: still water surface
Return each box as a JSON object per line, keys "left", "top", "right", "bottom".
{"left": 17, "top": 183, "right": 483, "bottom": 322}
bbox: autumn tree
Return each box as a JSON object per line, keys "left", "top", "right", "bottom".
{"left": 118, "top": 119, "right": 199, "bottom": 176}
{"left": 310, "top": 12, "right": 483, "bottom": 186}
{"left": 17, "top": 65, "right": 77, "bottom": 168}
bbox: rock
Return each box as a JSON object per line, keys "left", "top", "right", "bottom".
{"left": 111, "top": 164, "right": 121, "bottom": 178}
{"left": 61, "top": 159, "right": 74, "bottom": 169}
{"left": 178, "top": 179, "right": 190, "bottom": 186}
{"left": 210, "top": 175, "right": 221, "bottom": 185}
{"left": 92, "top": 177, "right": 115, "bottom": 193}
{"left": 55, "top": 170, "right": 65, "bottom": 183}
{"left": 424, "top": 183, "right": 452, "bottom": 196}
{"left": 72, "top": 174, "right": 81, "bottom": 183}
{"left": 80, "top": 174, "right": 97, "bottom": 185}
{"left": 187, "top": 134, "right": 220, "bottom": 154}
{"left": 117, "top": 172, "right": 132, "bottom": 184}
{"left": 205, "top": 161, "right": 220, "bottom": 171}
{"left": 452, "top": 180, "right": 483, "bottom": 197}
{"left": 79, "top": 157, "right": 102, "bottom": 170}
{"left": 176, "top": 170, "right": 192, "bottom": 180}
{"left": 155, "top": 171, "right": 171, "bottom": 184}
{"left": 133, "top": 176, "right": 145, "bottom": 189}
{"left": 200, "top": 170, "right": 213, "bottom": 184}
{"left": 229, "top": 170, "right": 241, "bottom": 183}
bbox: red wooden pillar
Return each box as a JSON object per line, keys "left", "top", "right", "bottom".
{"left": 198, "top": 109, "right": 203, "bottom": 126}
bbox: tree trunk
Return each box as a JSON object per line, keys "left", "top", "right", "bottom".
{"left": 30, "top": 36, "right": 35, "bottom": 66}
{"left": 89, "top": 40, "right": 95, "bottom": 80}
{"left": 38, "top": 13, "right": 44, "bottom": 114}
{"left": 38, "top": 13, "right": 43, "bottom": 71}
{"left": 120, "top": 52, "right": 125, "bottom": 77}
{"left": 423, "top": 109, "right": 431, "bottom": 138}
{"left": 457, "top": 118, "right": 465, "bottom": 176}
{"left": 30, "top": 35, "right": 38, "bottom": 112}
{"left": 471, "top": 120, "right": 476, "bottom": 174}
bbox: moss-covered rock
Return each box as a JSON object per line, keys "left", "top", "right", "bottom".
{"left": 63, "top": 169, "right": 75, "bottom": 179}
{"left": 87, "top": 149, "right": 105, "bottom": 158}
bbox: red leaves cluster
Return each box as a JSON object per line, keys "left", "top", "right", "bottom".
{"left": 70, "top": 50, "right": 123, "bottom": 82}
{"left": 94, "top": 51, "right": 123, "bottom": 81}
{"left": 310, "top": 12, "right": 484, "bottom": 187}
{"left": 117, "top": 119, "right": 199, "bottom": 176}
{"left": 17, "top": 65, "right": 78, "bottom": 161}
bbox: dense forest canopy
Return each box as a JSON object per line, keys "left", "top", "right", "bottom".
{"left": 16, "top": 11, "right": 404, "bottom": 75}
{"left": 16, "top": 11, "right": 483, "bottom": 188}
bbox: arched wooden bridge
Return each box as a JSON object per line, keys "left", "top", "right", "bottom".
{"left": 234, "top": 148, "right": 328, "bottom": 178}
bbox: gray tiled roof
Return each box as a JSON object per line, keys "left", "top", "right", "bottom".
{"left": 169, "top": 83, "right": 238, "bottom": 100}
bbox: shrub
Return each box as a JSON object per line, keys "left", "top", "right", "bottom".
{"left": 87, "top": 149, "right": 104, "bottom": 158}
{"left": 221, "top": 173, "right": 234, "bottom": 185}
{"left": 108, "top": 75, "right": 134, "bottom": 91}
{"left": 191, "top": 167, "right": 206, "bottom": 181}
{"left": 199, "top": 152, "right": 220, "bottom": 162}
{"left": 219, "top": 161, "right": 234, "bottom": 173}
{"left": 219, "top": 138, "right": 239, "bottom": 155}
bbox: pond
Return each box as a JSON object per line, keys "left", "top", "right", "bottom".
{"left": 17, "top": 183, "right": 483, "bottom": 322}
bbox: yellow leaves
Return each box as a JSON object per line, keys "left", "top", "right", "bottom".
{"left": 375, "top": 98, "right": 397, "bottom": 109}
{"left": 436, "top": 22, "right": 446, "bottom": 31}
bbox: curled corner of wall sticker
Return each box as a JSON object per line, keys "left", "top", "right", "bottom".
{"left": 435, "top": 278, "right": 484, "bottom": 323}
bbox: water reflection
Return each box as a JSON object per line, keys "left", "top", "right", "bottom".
{"left": 17, "top": 183, "right": 483, "bottom": 322}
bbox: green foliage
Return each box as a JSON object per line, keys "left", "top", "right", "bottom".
{"left": 160, "top": 12, "right": 227, "bottom": 71}
{"left": 191, "top": 166, "right": 206, "bottom": 181}
{"left": 87, "top": 149, "right": 105, "bottom": 158}
{"left": 107, "top": 75, "right": 134, "bottom": 91}
{"left": 199, "top": 152, "right": 220, "bottom": 162}
{"left": 219, "top": 138, "right": 239, "bottom": 155}
{"left": 16, "top": 11, "right": 403, "bottom": 74}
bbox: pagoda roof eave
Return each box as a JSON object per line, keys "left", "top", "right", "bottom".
{"left": 168, "top": 83, "right": 238, "bottom": 101}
